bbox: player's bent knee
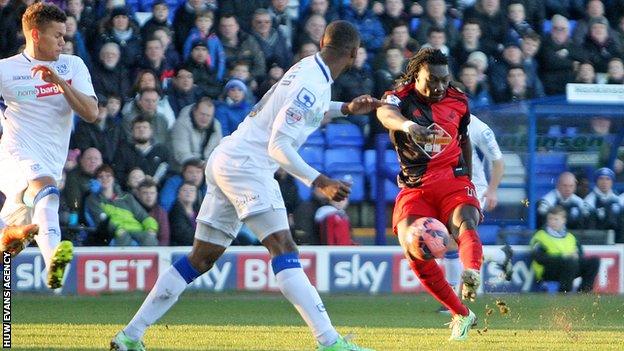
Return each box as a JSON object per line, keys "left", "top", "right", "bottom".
{"left": 24, "top": 184, "right": 60, "bottom": 208}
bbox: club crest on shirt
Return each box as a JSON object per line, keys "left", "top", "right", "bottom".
{"left": 412, "top": 123, "right": 452, "bottom": 159}
{"left": 54, "top": 63, "right": 69, "bottom": 75}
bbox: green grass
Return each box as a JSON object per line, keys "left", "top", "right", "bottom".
{"left": 10, "top": 292, "right": 624, "bottom": 350}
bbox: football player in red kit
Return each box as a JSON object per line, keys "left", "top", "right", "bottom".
{"left": 376, "top": 48, "right": 482, "bottom": 341}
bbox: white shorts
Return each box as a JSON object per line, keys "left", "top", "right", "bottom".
{"left": 475, "top": 184, "right": 487, "bottom": 211}
{"left": 0, "top": 149, "right": 59, "bottom": 200}
{"left": 196, "top": 152, "right": 287, "bottom": 239}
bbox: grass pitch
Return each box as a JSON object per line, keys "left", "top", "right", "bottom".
{"left": 10, "top": 292, "right": 624, "bottom": 350}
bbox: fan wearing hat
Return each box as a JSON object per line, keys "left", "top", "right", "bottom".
{"left": 97, "top": 6, "right": 142, "bottom": 68}
{"left": 582, "top": 15, "right": 624, "bottom": 72}
{"left": 584, "top": 167, "right": 622, "bottom": 233}
{"left": 215, "top": 79, "right": 252, "bottom": 136}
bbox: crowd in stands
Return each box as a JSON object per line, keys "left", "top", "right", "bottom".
{"left": 2, "top": 0, "right": 624, "bottom": 247}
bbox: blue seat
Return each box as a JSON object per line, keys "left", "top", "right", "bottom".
{"left": 478, "top": 224, "right": 500, "bottom": 245}
{"left": 410, "top": 18, "right": 420, "bottom": 32}
{"left": 304, "top": 129, "right": 325, "bottom": 147}
{"left": 363, "top": 150, "right": 401, "bottom": 202}
{"left": 299, "top": 145, "right": 324, "bottom": 171}
{"left": 296, "top": 180, "right": 312, "bottom": 201}
{"left": 543, "top": 19, "right": 577, "bottom": 34}
{"left": 324, "top": 148, "right": 364, "bottom": 173}
{"left": 325, "top": 123, "right": 364, "bottom": 149}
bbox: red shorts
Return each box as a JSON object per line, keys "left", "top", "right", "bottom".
{"left": 392, "top": 174, "right": 481, "bottom": 234}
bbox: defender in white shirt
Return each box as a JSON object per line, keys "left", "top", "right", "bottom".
{"left": 0, "top": 3, "right": 97, "bottom": 289}
{"left": 112, "top": 21, "right": 378, "bottom": 351}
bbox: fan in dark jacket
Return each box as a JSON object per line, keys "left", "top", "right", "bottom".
{"left": 91, "top": 42, "right": 132, "bottom": 100}
{"left": 72, "top": 97, "right": 123, "bottom": 164}
{"left": 169, "top": 182, "right": 199, "bottom": 246}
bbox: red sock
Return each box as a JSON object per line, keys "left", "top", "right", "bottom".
{"left": 457, "top": 229, "right": 483, "bottom": 270}
{"left": 409, "top": 260, "right": 468, "bottom": 316}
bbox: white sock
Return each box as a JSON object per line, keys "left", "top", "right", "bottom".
{"left": 32, "top": 191, "right": 60, "bottom": 268}
{"left": 275, "top": 268, "right": 339, "bottom": 346}
{"left": 443, "top": 256, "right": 462, "bottom": 294}
{"left": 124, "top": 265, "right": 188, "bottom": 341}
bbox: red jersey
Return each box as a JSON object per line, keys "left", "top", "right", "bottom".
{"left": 383, "top": 83, "right": 470, "bottom": 188}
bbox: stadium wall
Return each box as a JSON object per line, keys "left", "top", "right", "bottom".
{"left": 9, "top": 246, "right": 624, "bottom": 295}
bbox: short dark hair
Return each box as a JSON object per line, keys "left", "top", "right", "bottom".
{"left": 462, "top": 18, "right": 481, "bottom": 29}
{"left": 132, "top": 115, "right": 153, "bottom": 127}
{"left": 22, "top": 2, "right": 67, "bottom": 31}
{"left": 460, "top": 63, "right": 479, "bottom": 73}
{"left": 139, "top": 87, "right": 160, "bottom": 98}
{"left": 397, "top": 48, "right": 448, "bottom": 86}
{"left": 182, "top": 158, "right": 205, "bottom": 171}
{"left": 547, "top": 205, "right": 567, "bottom": 218}
{"left": 507, "top": 64, "right": 526, "bottom": 74}
{"left": 322, "top": 20, "right": 360, "bottom": 55}
{"left": 95, "top": 164, "right": 114, "bottom": 178}
{"left": 427, "top": 26, "right": 445, "bottom": 37}
{"left": 138, "top": 178, "right": 158, "bottom": 190}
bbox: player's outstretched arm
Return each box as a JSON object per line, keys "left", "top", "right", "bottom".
{"left": 31, "top": 65, "right": 98, "bottom": 122}
{"left": 377, "top": 103, "right": 436, "bottom": 139}
{"left": 325, "top": 95, "right": 382, "bottom": 120}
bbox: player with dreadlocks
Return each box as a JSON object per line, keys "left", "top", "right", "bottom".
{"left": 376, "top": 48, "right": 482, "bottom": 341}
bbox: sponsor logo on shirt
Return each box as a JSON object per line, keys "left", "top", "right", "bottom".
{"left": 412, "top": 123, "right": 452, "bottom": 159}
{"left": 295, "top": 88, "right": 316, "bottom": 109}
{"left": 383, "top": 94, "right": 401, "bottom": 107}
{"left": 12, "top": 75, "right": 32, "bottom": 81}
{"left": 285, "top": 106, "right": 304, "bottom": 124}
{"left": 34, "top": 79, "right": 71, "bottom": 98}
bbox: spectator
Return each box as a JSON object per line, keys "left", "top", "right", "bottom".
{"left": 61, "top": 37, "right": 76, "bottom": 56}
{"left": 219, "top": 0, "right": 270, "bottom": 33}
{"left": 331, "top": 46, "right": 374, "bottom": 134}
{"left": 65, "top": 0, "right": 96, "bottom": 48}
{"left": 172, "top": 0, "right": 216, "bottom": 53}
{"left": 85, "top": 165, "right": 159, "bottom": 246}
{"left": 215, "top": 79, "right": 252, "bottom": 137}
{"left": 382, "top": 22, "right": 419, "bottom": 63}
{"left": 421, "top": 26, "right": 451, "bottom": 57}
{"left": 227, "top": 60, "right": 258, "bottom": 101}
{"left": 575, "top": 173, "right": 592, "bottom": 199}
{"left": 123, "top": 70, "right": 176, "bottom": 127}
{"left": 72, "top": 97, "right": 123, "bottom": 164}
{"left": 136, "top": 38, "right": 176, "bottom": 88}
{"left": 463, "top": 0, "right": 508, "bottom": 52}
{"left": 182, "top": 9, "right": 226, "bottom": 84}
{"left": 62, "top": 147, "right": 103, "bottom": 216}
{"left": 295, "top": 14, "right": 326, "bottom": 49}
{"left": 373, "top": 46, "right": 405, "bottom": 100}
{"left": 152, "top": 27, "right": 181, "bottom": 69}
{"left": 300, "top": 0, "right": 339, "bottom": 25}
{"left": 458, "top": 63, "right": 492, "bottom": 109}
{"left": 136, "top": 179, "right": 170, "bottom": 246}
{"left": 582, "top": 16, "right": 624, "bottom": 73}
{"left": 341, "top": 0, "right": 386, "bottom": 56}
{"left": 252, "top": 8, "right": 293, "bottom": 70}
{"left": 466, "top": 50, "right": 490, "bottom": 83}
{"left": 184, "top": 40, "right": 223, "bottom": 98}
{"left": 140, "top": 1, "right": 170, "bottom": 40}
{"left": 520, "top": 32, "right": 542, "bottom": 86}
{"left": 607, "top": 57, "right": 624, "bottom": 84}
{"left": 114, "top": 116, "right": 171, "bottom": 186}
{"left": 494, "top": 65, "right": 541, "bottom": 103}
{"left": 537, "top": 14, "right": 587, "bottom": 95}
{"left": 257, "top": 63, "right": 285, "bottom": 98}
{"left": 293, "top": 41, "right": 320, "bottom": 62}
{"left": 171, "top": 97, "right": 222, "bottom": 170}
{"left": 414, "top": 0, "right": 460, "bottom": 48}
{"left": 126, "top": 167, "right": 146, "bottom": 197}
{"left": 490, "top": 43, "right": 544, "bottom": 100}
{"left": 378, "top": 0, "right": 410, "bottom": 34}
{"left": 159, "top": 158, "right": 206, "bottom": 212}
{"left": 96, "top": 7, "right": 142, "bottom": 68}
{"left": 572, "top": 0, "right": 617, "bottom": 46}
{"left": 169, "top": 182, "right": 198, "bottom": 246}
{"left": 315, "top": 194, "right": 357, "bottom": 245}
{"left": 584, "top": 168, "right": 621, "bottom": 233}
{"left": 91, "top": 42, "right": 131, "bottom": 100}
{"left": 575, "top": 61, "right": 597, "bottom": 84}
{"left": 64, "top": 14, "right": 91, "bottom": 67}
{"left": 166, "top": 65, "right": 204, "bottom": 116}
{"left": 530, "top": 206, "right": 600, "bottom": 293}
{"left": 451, "top": 19, "right": 495, "bottom": 72}
{"left": 121, "top": 88, "right": 171, "bottom": 144}
{"left": 537, "top": 172, "right": 591, "bottom": 229}
{"left": 506, "top": 1, "right": 536, "bottom": 46}
{"left": 268, "top": 0, "right": 298, "bottom": 50}
{"left": 218, "top": 14, "right": 266, "bottom": 81}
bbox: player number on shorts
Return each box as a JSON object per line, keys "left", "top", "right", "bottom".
{"left": 465, "top": 186, "right": 477, "bottom": 198}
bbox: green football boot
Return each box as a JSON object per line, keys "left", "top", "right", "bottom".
{"left": 317, "top": 335, "right": 375, "bottom": 351}
{"left": 47, "top": 240, "right": 73, "bottom": 289}
{"left": 448, "top": 309, "right": 477, "bottom": 341}
{"left": 110, "top": 331, "right": 146, "bottom": 351}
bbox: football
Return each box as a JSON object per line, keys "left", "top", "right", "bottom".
{"left": 405, "top": 217, "right": 450, "bottom": 260}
